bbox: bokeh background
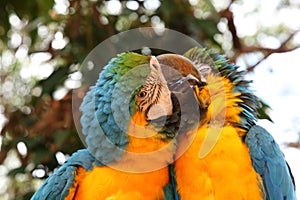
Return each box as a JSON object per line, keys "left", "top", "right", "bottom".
{"left": 0, "top": 0, "right": 299, "bottom": 199}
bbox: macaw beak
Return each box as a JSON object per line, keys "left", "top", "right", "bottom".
{"left": 155, "top": 53, "right": 205, "bottom": 134}
{"left": 156, "top": 53, "right": 204, "bottom": 101}
{"left": 168, "top": 74, "right": 200, "bottom": 93}
{"left": 167, "top": 74, "right": 203, "bottom": 135}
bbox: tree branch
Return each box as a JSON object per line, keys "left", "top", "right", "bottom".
{"left": 219, "top": 3, "right": 300, "bottom": 71}
{"left": 219, "top": 0, "right": 241, "bottom": 50}
{"left": 246, "top": 30, "right": 300, "bottom": 71}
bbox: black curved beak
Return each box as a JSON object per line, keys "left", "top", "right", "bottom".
{"left": 168, "top": 74, "right": 200, "bottom": 94}
{"left": 168, "top": 74, "right": 206, "bottom": 135}
{"left": 149, "top": 75, "right": 203, "bottom": 140}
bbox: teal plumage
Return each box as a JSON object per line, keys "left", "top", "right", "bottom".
{"left": 31, "top": 150, "right": 100, "bottom": 200}
{"left": 80, "top": 52, "right": 150, "bottom": 164}
{"left": 246, "top": 125, "right": 296, "bottom": 200}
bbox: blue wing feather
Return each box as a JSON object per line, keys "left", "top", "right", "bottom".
{"left": 246, "top": 125, "right": 296, "bottom": 200}
{"left": 31, "top": 149, "right": 101, "bottom": 200}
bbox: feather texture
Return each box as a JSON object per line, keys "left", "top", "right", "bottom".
{"left": 32, "top": 52, "right": 177, "bottom": 200}
{"left": 184, "top": 47, "right": 260, "bottom": 132}
{"left": 246, "top": 125, "right": 296, "bottom": 200}
{"left": 80, "top": 52, "right": 150, "bottom": 164}
{"left": 30, "top": 150, "right": 98, "bottom": 200}
{"left": 172, "top": 47, "right": 296, "bottom": 199}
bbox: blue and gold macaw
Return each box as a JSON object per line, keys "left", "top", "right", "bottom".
{"left": 30, "top": 52, "right": 190, "bottom": 200}
{"left": 168, "top": 47, "right": 296, "bottom": 200}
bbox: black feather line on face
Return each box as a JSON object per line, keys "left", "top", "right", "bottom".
{"left": 136, "top": 81, "right": 162, "bottom": 114}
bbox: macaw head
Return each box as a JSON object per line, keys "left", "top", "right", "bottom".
{"left": 127, "top": 54, "right": 203, "bottom": 149}
{"left": 182, "top": 47, "right": 261, "bottom": 135}
{"left": 130, "top": 56, "right": 173, "bottom": 124}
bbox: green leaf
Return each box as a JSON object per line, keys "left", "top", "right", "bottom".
{"left": 54, "top": 130, "right": 70, "bottom": 148}
{"left": 32, "top": 148, "right": 53, "bottom": 165}
{"left": 257, "top": 100, "right": 273, "bottom": 122}
{"left": 38, "top": 66, "right": 69, "bottom": 96}
{"left": 37, "top": 0, "right": 55, "bottom": 16}
{"left": 7, "top": 166, "right": 27, "bottom": 177}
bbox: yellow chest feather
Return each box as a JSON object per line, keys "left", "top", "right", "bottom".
{"left": 175, "top": 125, "right": 263, "bottom": 200}
{"left": 65, "top": 165, "right": 168, "bottom": 200}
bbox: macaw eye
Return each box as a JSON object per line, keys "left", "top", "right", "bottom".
{"left": 136, "top": 85, "right": 157, "bottom": 113}
{"left": 138, "top": 90, "right": 147, "bottom": 98}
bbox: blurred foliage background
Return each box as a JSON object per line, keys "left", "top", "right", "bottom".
{"left": 0, "top": 0, "right": 299, "bottom": 199}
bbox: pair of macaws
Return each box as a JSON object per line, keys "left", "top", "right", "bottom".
{"left": 31, "top": 47, "right": 296, "bottom": 199}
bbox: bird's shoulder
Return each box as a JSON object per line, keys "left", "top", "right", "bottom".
{"left": 31, "top": 149, "right": 101, "bottom": 200}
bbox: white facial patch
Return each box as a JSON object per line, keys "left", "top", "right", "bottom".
{"left": 147, "top": 104, "right": 167, "bottom": 120}
{"left": 147, "top": 89, "right": 173, "bottom": 120}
